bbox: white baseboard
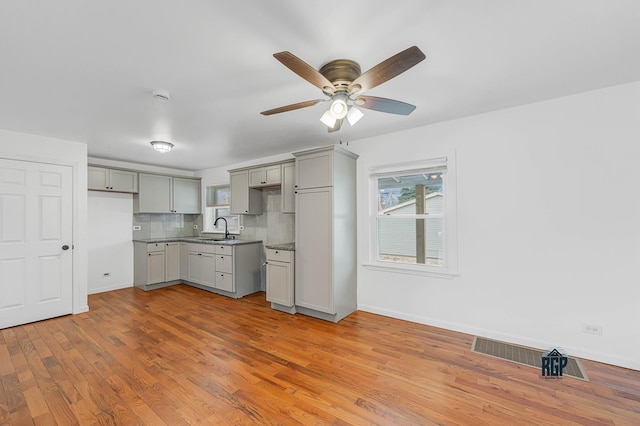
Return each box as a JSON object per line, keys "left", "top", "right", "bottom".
{"left": 88, "top": 282, "right": 133, "bottom": 295}
{"left": 358, "top": 304, "right": 640, "bottom": 372}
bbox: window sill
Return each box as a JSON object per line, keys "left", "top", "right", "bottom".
{"left": 363, "top": 262, "right": 459, "bottom": 279}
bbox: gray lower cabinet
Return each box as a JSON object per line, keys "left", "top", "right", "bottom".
{"left": 147, "top": 250, "right": 165, "bottom": 285}
{"left": 135, "top": 240, "right": 262, "bottom": 298}
{"left": 265, "top": 248, "right": 295, "bottom": 313}
{"left": 165, "top": 242, "right": 181, "bottom": 281}
{"left": 134, "top": 242, "right": 180, "bottom": 289}
{"left": 180, "top": 242, "right": 189, "bottom": 280}
{"left": 187, "top": 244, "right": 217, "bottom": 287}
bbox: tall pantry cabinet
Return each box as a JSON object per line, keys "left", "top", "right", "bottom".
{"left": 293, "top": 146, "right": 358, "bottom": 322}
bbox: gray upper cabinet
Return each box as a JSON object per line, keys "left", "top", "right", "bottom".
{"left": 134, "top": 173, "right": 201, "bottom": 213}
{"left": 249, "top": 164, "right": 281, "bottom": 187}
{"left": 135, "top": 174, "right": 172, "bottom": 212}
{"left": 173, "top": 177, "right": 201, "bottom": 213}
{"left": 230, "top": 170, "right": 263, "bottom": 214}
{"left": 88, "top": 166, "right": 138, "bottom": 193}
{"left": 294, "top": 150, "right": 333, "bottom": 189}
{"left": 230, "top": 160, "right": 294, "bottom": 215}
{"left": 281, "top": 162, "right": 295, "bottom": 213}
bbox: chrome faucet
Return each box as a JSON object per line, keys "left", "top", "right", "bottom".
{"left": 214, "top": 217, "right": 229, "bottom": 240}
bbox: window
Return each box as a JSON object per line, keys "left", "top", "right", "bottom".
{"left": 203, "top": 185, "right": 240, "bottom": 234}
{"left": 367, "top": 155, "right": 458, "bottom": 278}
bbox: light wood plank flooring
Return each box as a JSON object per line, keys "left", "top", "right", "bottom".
{"left": 1, "top": 284, "right": 639, "bottom": 425}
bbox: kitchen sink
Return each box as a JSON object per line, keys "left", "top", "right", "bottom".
{"left": 194, "top": 237, "right": 236, "bottom": 242}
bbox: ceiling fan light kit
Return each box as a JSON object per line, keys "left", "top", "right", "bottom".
{"left": 329, "top": 94, "right": 349, "bottom": 119}
{"left": 261, "top": 46, "right": 426, "bottom": 132}
{"left": 320, "top": 110, "right": 337, "bottom": 128}
{"left": 347, "top": 106, "right": 364, "bottom": 126}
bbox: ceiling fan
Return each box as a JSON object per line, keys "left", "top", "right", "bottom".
{"left": 260, "top": 46, "right": 426, "bottom": 132}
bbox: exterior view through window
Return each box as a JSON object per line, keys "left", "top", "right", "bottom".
{"left": 204, "top": 185, "right": 240, "bottom": 234}
{"left": 376, "top": 169, "right": 445, "bottom": 266}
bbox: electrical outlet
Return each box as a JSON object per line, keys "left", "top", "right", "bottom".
{"left": 582, "top": 324, "right": 603, "bottom": 335}
{"left": 133, "top": 225, "right": 141, "bottom": 231}
{"left": 103, "top": 272, "right": 111, "bottom": 277}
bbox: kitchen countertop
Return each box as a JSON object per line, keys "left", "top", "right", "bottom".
{"left": 133, "top": 237, "right": 262, "bottom": 246}
{"left": 264, "top": 242, "right": 295, "bottom": 251}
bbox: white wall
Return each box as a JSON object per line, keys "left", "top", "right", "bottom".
{"left": 0, "top": 128, "right": 88, "bottom": 314}
{"left": 348, "top": 82, "right": 640, "bottom": 370}
{"left": 87, "top": 192, "right": 133, "bottom": 294}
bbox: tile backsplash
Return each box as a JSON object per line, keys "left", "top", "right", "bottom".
{"left": 241, "top": 188, "right": 294, "bottom": 244}
{"left": 133, "top": 213, "right": 198, "bottom": 239}
{"left": 132, "top": 188, "right": 294, "bottom": 243}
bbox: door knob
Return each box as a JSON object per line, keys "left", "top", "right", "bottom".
{"left": 62, "top": 245, "right": 70, "bottom": 250}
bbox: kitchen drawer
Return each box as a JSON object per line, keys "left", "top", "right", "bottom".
{"left": 216, "top": 254, "right": 233, "bottom": 273}
{"left": 147, "top": 243, "right": 165, "bottom": 253}
{"left": 266, "top": 248, "right": 292, "bottom": 263}
{"left": 216, "top": 245, "right": 233, "bottom": 256}
{"left": 187, "top": 243, "right": 216, "bottom": 254}
{"left": 216, "top": 272, "right": 233, "bottom": 292}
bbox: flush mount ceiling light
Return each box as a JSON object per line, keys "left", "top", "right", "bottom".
{"left": 261, "top": 47, "right": 426, "bottom": 132}
{"left": 150, "top": 140, "right": 174, "bottom": 153}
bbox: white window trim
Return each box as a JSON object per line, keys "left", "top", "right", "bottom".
{"left": 202, "top": 184, "right": 241, "bottom": 235}
{"left": 202, "top": 206, "right": 241, "bottom": 235}
{"left": 363, "top": 152, "right": 459, "bottom": 279}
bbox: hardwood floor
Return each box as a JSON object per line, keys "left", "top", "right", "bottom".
{"left": 1, "top": 285, "right": 639, "bottom": 425}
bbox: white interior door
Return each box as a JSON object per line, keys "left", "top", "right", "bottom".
{"left": 0, "top": 158, "right": 73, "bottom": 329}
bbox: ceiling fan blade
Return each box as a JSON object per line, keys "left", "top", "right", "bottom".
{"left": 327, "top": 118, "right": 343, "bottom": 133}
{"left": 274, "top": 52, "right": 336, "bottom": 94}
{"left": 355, "top": 96, "right": 417, "bottom": 115}
{"left": 260, "top": 99, "right": 324, "bottom": 116}
{"left": 348, "top": 46, "right": 426, "bottom": 94}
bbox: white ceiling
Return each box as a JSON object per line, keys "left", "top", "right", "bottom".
{"left": 1, "top": 1, "right": 639, "bottom": 171}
